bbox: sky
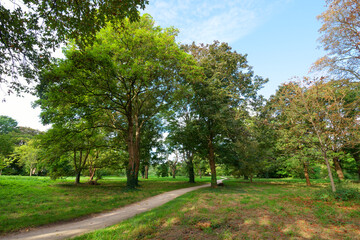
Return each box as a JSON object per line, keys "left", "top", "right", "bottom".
{"left": 0, "top": 0, "right": 326, "bottom": 131}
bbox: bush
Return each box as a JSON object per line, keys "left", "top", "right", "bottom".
{"left": 313, "top": 184, "right": 360, "bottom": 201}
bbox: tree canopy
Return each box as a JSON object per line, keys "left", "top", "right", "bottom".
{"left": 0, "top": 0, "right": 148, "bottom": 93}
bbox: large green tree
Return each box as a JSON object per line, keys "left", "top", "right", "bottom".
{"left": 0, "top": 115, "right": 18, "bottom": 174}
{"left": 184, "top": 41, "right": 267, "bottom": 187}
{"left": 1, "top": 0, "right": 148, "bottom": 93}
{"left": 37, "top": 15, "right": 197, "bottom": 188}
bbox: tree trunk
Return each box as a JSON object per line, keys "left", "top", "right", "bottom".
{"left": 208, "top": 136, "right": 217, "bottom": 188}
{"left": 126, "top": 119, "right": 137, "bottom": 189}
{"left": 134, "top": 120, "right": 141, "bottom": 187}
{"left": 198, "top": 169, "right": 202, "bottom": 179}
{"left": 75, "top": 171, "right": 81, "bottom": 184}
{"left": 333, "top": 157, "right": 345, "bottom": 181}
{"left": 188, "top": 156, "right": 195, "bottom": 183}
{"left": 322, "top": 150, "right": 336, "bottom": 192}
{"left": 250, "top": 175, "right": 253, "bottom": 183}
{"left": 303, "top": 162, "right": 311, "bottom": 186}
{"left": 145, "top": 165, "right": 148, "bottom": 179}
{"left": 172, "top": 168, "right": 176, "bottom": 178}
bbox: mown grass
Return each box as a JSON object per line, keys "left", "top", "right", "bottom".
{"left": 0, "top": 175, "right": 209, "bottom": 234}
{"left": 74, "top": 178, "right": 360, "bottom": 240}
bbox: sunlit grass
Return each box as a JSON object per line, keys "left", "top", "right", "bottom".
{"left": 74, "top": 179, "right": 360, "bottom": 240}
{"left": 0, "top": 175, "right": 209, "bottom": 234}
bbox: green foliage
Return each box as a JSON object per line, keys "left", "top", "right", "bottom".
{"left": 313, "top": 184, "right": 360, "bottom": 201}
{"left": 36, "top": 14, "right": 198, "bottom": 187}
{"left": 156, "top": 163, "right": 169, "bottom": 177}
{"left": 0, "top": 0, "right": 148, "bottom": 93}
{"left": 0, "top": 115, "right": 18, "bottom": 134}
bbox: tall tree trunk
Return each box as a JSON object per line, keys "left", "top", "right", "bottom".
{"left": 134, "top": 115, "right": 141, "bottom": 186}
{"left": 187, "top": 155, "right": 195, "bottom": 183}
{"left": 322, "top": 150, "right": 336, "bottom": 192}
{"left": 208, "top": 136, "right": 217, "bottom": 188}
{"left": 198, "top": 169, "right": 202, "bottom": 178}
{"left": 333, "top": 156, "right": 344, "bottom": 181}
{"left": 75, "top": 171, "right": 81, "bottom": 184}
{"left": 303, "top": 162, "right": 311, "bottom": 186}
{"left": 172, "top": 168, "right": 176, "bottom": 178}
{"left": 145, "top": 165, "right": 148, "bottom": 179}
{"left": 126, "top": 119, "right": 137, "bottom": 189}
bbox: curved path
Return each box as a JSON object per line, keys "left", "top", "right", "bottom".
{"left": 1, "top": 179, "right": 224, "bottom": 240}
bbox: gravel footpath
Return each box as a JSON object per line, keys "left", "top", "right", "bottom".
{"left": 1, "top": 179, "right": 224, "bottom": 240}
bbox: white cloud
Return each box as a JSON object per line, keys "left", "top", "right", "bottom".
{"left": 144, "top": 0, "right": 293, "bottom": 44}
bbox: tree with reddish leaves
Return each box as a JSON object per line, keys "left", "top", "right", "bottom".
{"left": 313, "top": 0, "right": 360, "bottom": 81}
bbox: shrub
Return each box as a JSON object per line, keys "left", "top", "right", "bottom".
{"left": 313, "top": 184, "right": 360, "bottom": 201}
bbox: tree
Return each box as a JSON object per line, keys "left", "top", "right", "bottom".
{"left": 313, "top": 0, "right": 360, "bottom": 80}
{"left": 184, "top": 41, "right": 267, "bottom": 187}
{"left": 0, "top": 115, "right": 18, "bottom": 134}
{"left": 36, "top": 15, "right": 198, "bottom": 188}
{"left": 1, "top": 0, "right": 148, "bottom": 93}
{"left": 0, "top": 115, "right": 18, "bottom": 174}
{"left": 274, "top": 77, "right": 360, "bottom": 192}
{"left": 12, "top": 139, "right": 40, "bottom": 176}
{"left": 166, "top": 103, "right": 201, "bottom": 183}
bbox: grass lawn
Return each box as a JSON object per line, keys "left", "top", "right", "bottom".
{"left": 0, "top": 175, "right": 209, "bottom": 234}
{"left": 74, "top": 179, "right": 360, "bottom": 240}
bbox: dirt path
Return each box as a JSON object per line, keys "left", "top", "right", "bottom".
{"left": 2, "top": 180, "right": 224, "bottom": 240}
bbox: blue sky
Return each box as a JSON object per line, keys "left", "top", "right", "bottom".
{"left": 0, "top": 0, "right": 326, "bottom": 131}
{"left": 144, "top": 0, "right": 326, "bottom": 98}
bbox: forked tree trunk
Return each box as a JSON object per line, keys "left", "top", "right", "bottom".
{"left": 303, "top": 162, "right": 311, "bottom": 186}
{"left": 333, "top": 157, "right": 345, "bottom": 181}
{"left": 208, "top": 136, "right": 217, "bottom": 188}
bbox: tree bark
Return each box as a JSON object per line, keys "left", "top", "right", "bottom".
{"left": 322, "top": 150, "right": 336, "bottom": 192}
{"left": 134, "top": 123, "right": 141, "bottom": 186}
{"left": 75, "top": 171, "right": 81, "bottom": 184}
{"left": 208, "top": 136, "right": 217, "bottom": 188}
{"left": 333, "top": 156, "right": 345, "bottom": 181}
{"left": 303, "top": 162, "right": 311, "bottom": 186}
{"left": 172, "top": 168, "right": 176, "bottom": 178}
{"left": 188, "top": 155, "right": 195, "bottom": 183}
{"left": 126, "top": 117, "right": 137, "bottom": 188}
{"left": 145, "top": 165, "right": 148, "bottom": 179}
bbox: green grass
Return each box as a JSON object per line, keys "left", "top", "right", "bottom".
{"left": 0, "top": 175, "right": 209, "bottom": 234}
{"left": 74, "top": 178, "right": 360, "bottom": 240}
